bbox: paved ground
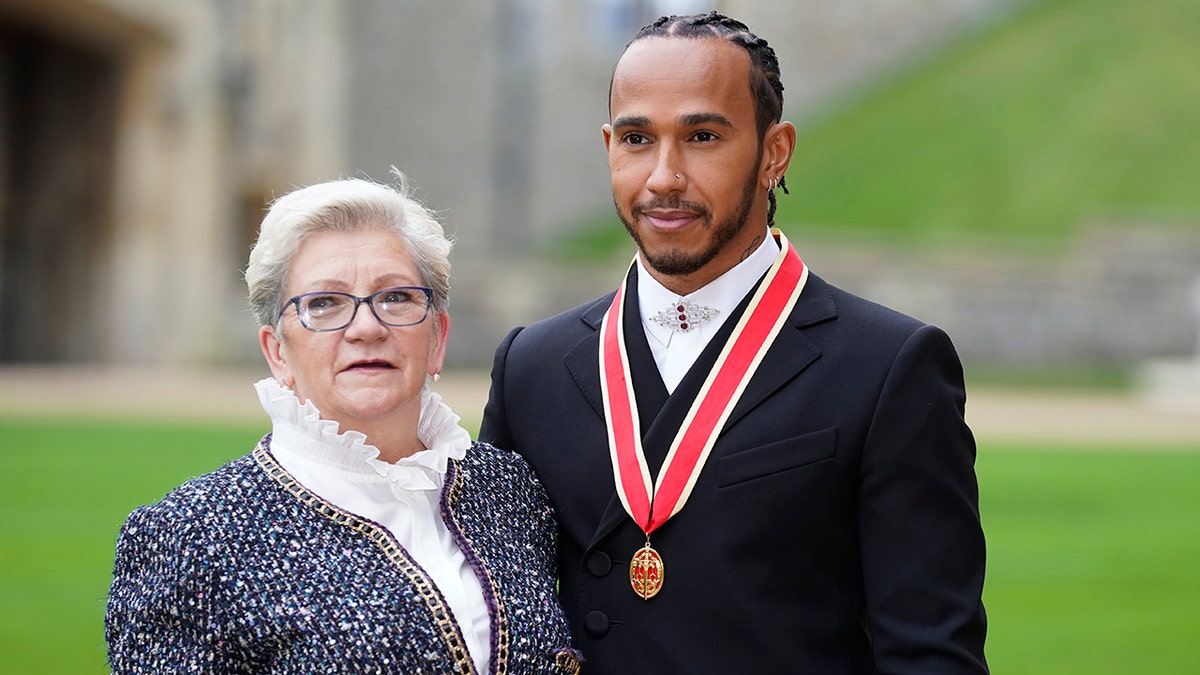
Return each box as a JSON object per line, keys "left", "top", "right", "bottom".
{"left": 1, "top": 365, "right": 1196, "bottom": 448}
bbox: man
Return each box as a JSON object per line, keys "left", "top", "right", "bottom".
{"left": 481, "top": 11, "right": 987, "bottom": 673}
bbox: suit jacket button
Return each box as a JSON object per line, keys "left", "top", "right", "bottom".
{"left": 586, "top": 551, "right": 612, "bottom": 576}
{"left": 584, "top": 610, "right": 610, "bottom": 637}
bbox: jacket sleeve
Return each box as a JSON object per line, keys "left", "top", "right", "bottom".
{"left": 479, "top": 325, "right": 525, "bottom": 452}
{"left": 105, "top": 506, "right": 246, "bottom": 674}
{"left": 858, "top": 324, "right": 989, "bottom": 673}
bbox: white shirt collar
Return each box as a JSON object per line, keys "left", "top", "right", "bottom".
{"left": 637, "top": 228, "right": 781, "bottom": 348}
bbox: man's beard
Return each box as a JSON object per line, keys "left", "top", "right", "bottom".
{"left": 616, "top": 166, "right": 759, "bottom": 278}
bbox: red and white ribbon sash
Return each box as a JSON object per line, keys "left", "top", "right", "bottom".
{"left": 599, "top": 229, "right": 808, "bottom": 535}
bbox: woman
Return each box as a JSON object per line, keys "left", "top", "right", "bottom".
{"left": 105, "top": 176, "right": 581, "bottom": 674}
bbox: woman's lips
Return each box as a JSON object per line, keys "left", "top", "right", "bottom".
{"left": 343, "top": 360, "right": 395, "bottom": 372}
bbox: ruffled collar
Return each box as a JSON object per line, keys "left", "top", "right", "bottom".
{"left": 254, "top": 377, "right": 472, "bottom": 491}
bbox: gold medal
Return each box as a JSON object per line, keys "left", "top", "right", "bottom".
{"left": 629, "top": 542, "right": 664, "bottom": 600}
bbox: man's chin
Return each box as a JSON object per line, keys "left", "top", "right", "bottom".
{"left": 640, "top": 248, "right": 714, "bottom": 277}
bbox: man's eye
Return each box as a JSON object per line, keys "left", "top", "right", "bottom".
{"left": 623, "top": 133, "right": 649, "bottom": 145}
{"left": 692, "top": 130, "right": 718, "bottom": 142}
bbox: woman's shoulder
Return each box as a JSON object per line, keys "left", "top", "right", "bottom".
{"left": 456, "top": 442, "right": 548, "bottom": 503}
{"left": 122, "top": 447, "right": 268, "bottom": 532}
{"left": 460, "top": 440, "right": 535, "bottom": 478}
{"left": 450, "top": 443, "right": 557, "bottom": 548}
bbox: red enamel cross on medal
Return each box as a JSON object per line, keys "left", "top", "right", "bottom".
{"left": 630, "top": 541, "right": 664, "bottom": 600}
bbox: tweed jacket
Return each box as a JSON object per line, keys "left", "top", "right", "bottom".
{"left": 106, "top": 437, "right": 581, "bottom": 674}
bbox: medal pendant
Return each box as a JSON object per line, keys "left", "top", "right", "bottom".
{"left": 629, "top": 543, "right": 664, "bottom": 600}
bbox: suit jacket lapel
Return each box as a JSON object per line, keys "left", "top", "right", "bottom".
{"left": 562, "top": 293, "right": 615, "bottom": 422}
{"left": 724, "top": 273, "right": 836, "bottom": 429}
{"left": 562, "top": 299, "right": 634, "bottom": 552}
{"left": 564, "top": 268, "right": 671, "bottom": 428}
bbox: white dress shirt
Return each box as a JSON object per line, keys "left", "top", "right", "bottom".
{"left": 254, "top": 378, "right": 490, "bottom": 673}
{"left": 637, "top": 229, "right": 781, "bottom": 392}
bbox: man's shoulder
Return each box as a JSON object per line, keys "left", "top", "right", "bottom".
{"left": 811, "top": 272, "right": 927, "bottom": 333}
{"left": 507, "top": 291, "right": 615, "bottom": 347}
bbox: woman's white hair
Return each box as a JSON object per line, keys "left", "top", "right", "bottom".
{"left": 245, "top": 174, "right": 452, "bottom": 328}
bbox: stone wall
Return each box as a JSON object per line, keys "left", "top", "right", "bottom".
{"left": 820, "top": 225, "right": 1200, "bottom": 366}
{"left": 448, "top": 224, "right": 1200, "bottom": 369}
{"left": 18, "top": 0, "right": 1181, "bottom": 372}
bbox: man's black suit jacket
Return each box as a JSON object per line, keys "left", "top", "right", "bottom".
{"left": 480, "top": 269, "right": 988, "bottom": 673}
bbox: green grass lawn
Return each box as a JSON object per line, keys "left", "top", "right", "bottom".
{"left": 2, "top": 417, "right": 1197, "bottom": 673}
{"left": 778, "top": 0, "right": 1200, "bottom": 248}
{"left": 0, "top": 418, "right": 263, "bottom": 674}
{"left": 978, "top": 443, "right": 1200, "bottom": 673}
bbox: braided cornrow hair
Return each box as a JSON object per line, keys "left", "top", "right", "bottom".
{"left": 627, "top": 11, "right": 790, "bottom": 226}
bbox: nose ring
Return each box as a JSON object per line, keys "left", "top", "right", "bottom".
{"left": 675, "top": 173, "right": 682, "bottom": 180}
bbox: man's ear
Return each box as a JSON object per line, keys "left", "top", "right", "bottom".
{"left": 760, "top": 120, "right": 797, "bottom": 189}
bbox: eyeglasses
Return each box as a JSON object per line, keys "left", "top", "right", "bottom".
{"left": 281, "top": 286, "right": 434, "bottom": 332}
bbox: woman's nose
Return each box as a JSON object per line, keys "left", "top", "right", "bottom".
{"left": 343, "top": 300, "right": 389, "bottom": 339}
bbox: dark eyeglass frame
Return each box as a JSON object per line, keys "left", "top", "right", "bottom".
{"left": 280, "top": 286, "right": 434, "bottom": 332}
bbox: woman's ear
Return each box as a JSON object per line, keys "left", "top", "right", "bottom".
{"left": 428, "top": 310, "right": 451, "bottom": 377}
{"left": 259, "top": 324, "right": 294, "bottom": 388}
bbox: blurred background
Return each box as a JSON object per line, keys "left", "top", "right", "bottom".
{"left": 1, "top": 0, "right": 1198, "bottom": 672}
{"left": 2, "top": 0, "right": 1195, "bottom": 378}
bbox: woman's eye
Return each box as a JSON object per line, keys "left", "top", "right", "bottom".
{"left": 382, "top": 289, "right": 424, "bottom": 305}
{"left": 305, "top": 295, "right": 343, "bottom": 314}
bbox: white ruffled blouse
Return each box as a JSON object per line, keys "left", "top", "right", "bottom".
{"left": 254, "top": 378, "right": 490, "bottom": 672}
